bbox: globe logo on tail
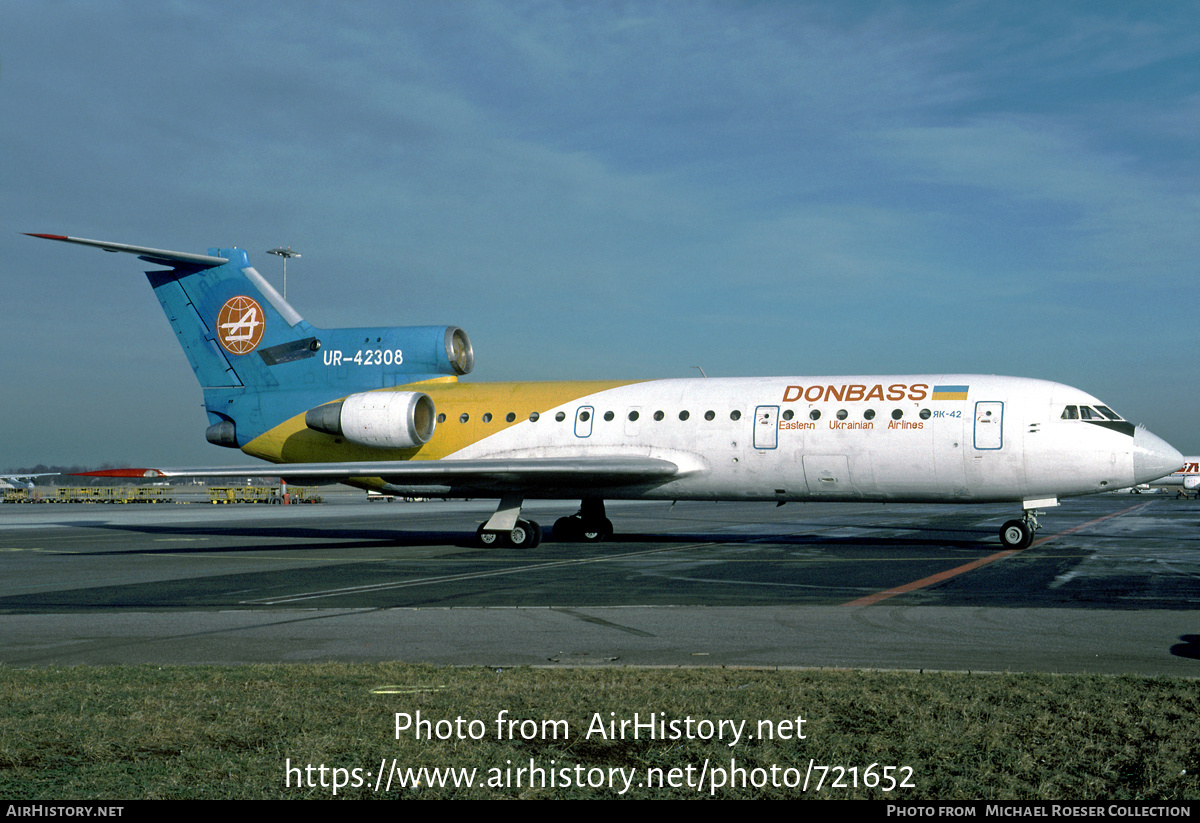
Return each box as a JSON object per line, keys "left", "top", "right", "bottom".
{"left": 216, "top": 296, "right": 265, "bottom": 354}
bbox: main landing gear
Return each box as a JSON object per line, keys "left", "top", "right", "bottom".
{"left": 999, "top": 508, "right": 1041, "bottom": 550}
{"left": 474, "top": 495, "right": 544, "bottom": 548}
{"left": 476, "top": 519, "right": 542, "bottom": 549}
{"left": 474, "top": 498, "right": 613, "bottom": 548}
{"left": 552, "top": 499, "right": 613, "bottom": 543}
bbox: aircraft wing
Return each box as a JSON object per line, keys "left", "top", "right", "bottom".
{"left": 77, "top": 456, "right": 682, "bottom": 492}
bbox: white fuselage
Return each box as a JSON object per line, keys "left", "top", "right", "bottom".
{"left": 440, "top": 375, "right": 1177, "bottom": 505}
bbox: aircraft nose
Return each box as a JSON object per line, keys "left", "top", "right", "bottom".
{"left": 1132, "top": 427, "right": 1184, "bottom": 485}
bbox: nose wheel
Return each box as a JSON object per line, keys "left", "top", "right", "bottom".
{"left": 999, "top": 509, "right": 1041, "bottom": 549}
{"left": 999, "top": 520, "right": 1032, "bottom": 549}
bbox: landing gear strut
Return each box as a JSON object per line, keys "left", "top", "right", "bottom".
{"left": 999, "top": 509, "right": 1041, "bottom": 550}
{"left": 553, "top": 499, "right": 613, "bottom": 543}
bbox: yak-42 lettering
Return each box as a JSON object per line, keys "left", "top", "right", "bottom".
{"left": 30, "top": 233, "right": 1183, "bottom": 549}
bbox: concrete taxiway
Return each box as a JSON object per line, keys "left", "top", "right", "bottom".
{"left": 1, "top": 492, "right": 1197, "bottom": 674}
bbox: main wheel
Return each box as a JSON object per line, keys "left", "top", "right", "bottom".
{"left": 526, "top": 520, "right": 543, "bottom": 547}
{"left": 476, "top": 523, "right": 501, "bottom": 546}
{"left": 509, "top": 519, "right": 542, "bottom": 549}
{"left": 999, "top": 520, "right": 1032, "bottom": 549}
{"left": 579, "top": 517, "right": 613, "bottom": 543}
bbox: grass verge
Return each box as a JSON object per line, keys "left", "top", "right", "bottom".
{"left": 1, "top": 663, "right": 1197, "bottom": 799}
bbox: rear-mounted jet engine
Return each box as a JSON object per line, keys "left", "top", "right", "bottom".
{"left": 306, "top": 391, "right": 436, "bottom": 449}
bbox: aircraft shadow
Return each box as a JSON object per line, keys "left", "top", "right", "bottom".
{"left": 1169, "top": 635, "right": 1200, "bottom": 660}
{"left": 65, "top": 518, "right": 1002, "bottom": 554}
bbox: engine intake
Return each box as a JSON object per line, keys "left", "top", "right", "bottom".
{"left": 305, "top": 391, "right": 436, "bottom": 449}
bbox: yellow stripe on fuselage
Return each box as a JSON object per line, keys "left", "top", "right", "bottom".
{"left": 241, "top": 377, "right": 645, "bottom": 464}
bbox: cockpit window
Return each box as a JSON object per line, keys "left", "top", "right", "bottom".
{"left": 1063, "top": 404, "right": 1125, "bottom": 421}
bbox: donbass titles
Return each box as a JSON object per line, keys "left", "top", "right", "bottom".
{"left": 782, "top": 383, "right": 930, "bottom": 403}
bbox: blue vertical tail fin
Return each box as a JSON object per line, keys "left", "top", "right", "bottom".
{"left": 31, "top": 234, "right": 474, "bottom": 449}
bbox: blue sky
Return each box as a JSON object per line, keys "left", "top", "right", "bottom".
{"left": 3, "top": 1, "right": 1198, "bottom": 467}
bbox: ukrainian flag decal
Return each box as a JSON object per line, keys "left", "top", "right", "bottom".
{"left": 932, "top": 385, "right": 969, "bottom": 400}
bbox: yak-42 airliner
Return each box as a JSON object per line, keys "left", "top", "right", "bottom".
{"left": 31, "top": 233, "right": 1183, "bottom": 550}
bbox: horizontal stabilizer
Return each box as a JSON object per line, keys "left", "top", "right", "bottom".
{"left": 26, "top": 234, "right": 228, "bottom": 267}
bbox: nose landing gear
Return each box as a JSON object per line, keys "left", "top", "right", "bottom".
{"left": 999, "top": 508, "right": 1042, "bottom": 549}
